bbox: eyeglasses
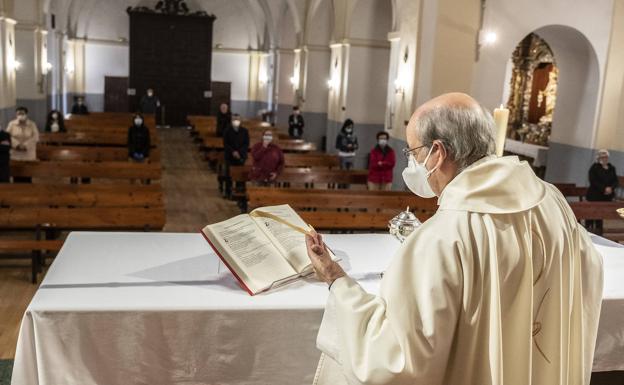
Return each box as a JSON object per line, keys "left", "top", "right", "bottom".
{"left": 402, "top": 145, "right": 426, "bottom": 160}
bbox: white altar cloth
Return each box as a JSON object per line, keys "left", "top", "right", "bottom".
{"left": 10, "top": 232, "right": 624, "bottom": 385}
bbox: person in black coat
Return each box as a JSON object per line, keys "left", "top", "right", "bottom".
{"left": 216, "top": 103, "right": 232, "bottom": 137}
{"left": 0, "top": 128, "right": 10, "bottom": 183}
{"left": 71, "top": 96, "right": 89, "bottom": 115}
{"left": 335, "top": 118, "right": 359, "bottom": 170}
{"left": 44, "top": 110, "right": 66, "bottom": 132}
{"left": 586, "top": 149, "right": 619, "bottom": 235}
{"left": 222, "top": 114, "right": 249, "bottom": 198}
{"left": 127, "top": 113, "right": 151, "bottom": 162}
{"left": 288, "top": 106, "right": 304, "bottom": 139}
{"left": 139, "top": 88, "right": 161, "bottom": 114}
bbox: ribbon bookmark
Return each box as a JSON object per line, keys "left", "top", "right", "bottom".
{"left": 250, "top": 210, "right": 314, "bottom": 236}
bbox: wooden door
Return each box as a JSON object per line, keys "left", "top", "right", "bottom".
{"left": 210, "top": 81, "right": 231, "bottom": 115}
{"left": 104, "top": 77, "right": 129, "bottom": 112}
{"left": 128, "top": 11, "right": 215, "bottom": 126}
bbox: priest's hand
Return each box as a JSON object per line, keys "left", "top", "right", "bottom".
{"left": 305, "top": 231, "right": 345, "bottom": 285}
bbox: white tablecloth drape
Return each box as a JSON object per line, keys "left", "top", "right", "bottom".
{"left": 10, "top": 232, "right": 624, "bottom": 385}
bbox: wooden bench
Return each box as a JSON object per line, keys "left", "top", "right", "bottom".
{"left": 39, "top": 132, "right": 159, "bottom": 147}
{"left": 38, "top": 145, "right": 161, "bottom": 162}
{"left": 201, "top": 136, "right": 315, "bottom": 152}
{"left": 569, "top": 201, "right": 624, "bottom": 242}
{"left": 0, "top": 184, "right": 163, "bottom": 207}
{"left": 10, "top": 160, "right": 162, "bottom": 181}
{"left": 230, "top": 166, "right": 368, "bottom": 186}
{"left": 0, "top": 240, "right": 64, "bottom": 283}
{"left": 247, "top": 187, "right": 437, "bottom": 231}
{"left": 554, "top": 183, "right": 587, "bottom": 201}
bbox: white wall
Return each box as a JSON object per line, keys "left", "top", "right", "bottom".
{"left": 84, "top": 42, "right": 129, "bottom": 95}
{"left": 211, "top": 51, "right": 250, "bottom": 102}
{"left": 15, "top": 29, "right": 38, "bottom": 99}
{"left": 303, "top": 48, "right": 330, "bottom": 113}
{"left": 346, "top": 45, "right": 389, "bottom": 124}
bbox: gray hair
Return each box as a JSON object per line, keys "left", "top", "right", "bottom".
{"left": 416, "top": 104, "right": 496, "bottom": 171}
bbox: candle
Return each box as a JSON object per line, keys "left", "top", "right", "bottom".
{"left": 493, "top": 104, "right": 509, "bottom": 156}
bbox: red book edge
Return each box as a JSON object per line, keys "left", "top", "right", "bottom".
{"left": 200, "top": 228, "right": 255, "bottom": 296}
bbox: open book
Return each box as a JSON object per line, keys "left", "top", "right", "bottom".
{"left": 201, "top": 204, "right": 332, "bottom": 295}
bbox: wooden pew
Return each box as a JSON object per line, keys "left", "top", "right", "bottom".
{"left": 38, "top": 145, "right": 161, "bottom": 162}
{"left": 0, "top": 184, "right": 163, "bottom": 207}
{"left": 230, "top": 166, "right": 368, "bottom": 185}
{"left": 10, "top": 161, "right": 161, "bottom": 181}
{"left": 0, "top": 207, "right": 166, "bottom": 230}
{"left": 0, "top": 183, "right": 166, "bottom": 282}
{"left": 202, "top": 136, "right": 315, "bottom": 152}
{"left": 569, "top": 201, "right": 622, "bottom": 221}
{"left": 247, "top": 187, "right": 437, "bottom": 231}
{"left": 66, "top": 112, "right": 155, "bottom": 126}
{"left": 39, "top": 132, "right": 159, "bottom": 147}
{"left": 554, "top": 183, "right": 587, "bottom": 201}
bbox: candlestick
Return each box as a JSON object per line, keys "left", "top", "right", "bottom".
{"left": 493, "top": 104, "right": 509, "bottom": 156}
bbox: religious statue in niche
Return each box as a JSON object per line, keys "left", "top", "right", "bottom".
{"left": 506, "top": 33, "right": 558, "bottom": 147}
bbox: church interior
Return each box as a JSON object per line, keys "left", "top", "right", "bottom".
{"left": 1, "top": 0, "right": 624, "bottom": 384}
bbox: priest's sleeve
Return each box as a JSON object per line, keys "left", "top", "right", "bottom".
{"left": 318, "top": 225, "right": 464, "bottom": 385}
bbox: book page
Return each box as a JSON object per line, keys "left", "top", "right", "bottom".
{"left": 202, "top": 214, "right": 296, "bottom": 294}
{"left": 250, "top": 205, "right": 312, "bottom": 273}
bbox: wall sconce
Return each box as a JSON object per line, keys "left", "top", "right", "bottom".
{"left": 65, "top": 63, "right": 75, "bottom": 75}
{"left": 258, "top": 72, "right": 268, "bottom": 85}
{"left": 479, "top": 30, "right": 497, "bottom": 46}
{"left": 290, "top": 74, "right": 299, "bottom": 89}
{"left": 45, "top": 62, "right": 53, "bottom": 71}
{"left": 394, "top": 68, "right": 408, "bottom": 94}
{"left": 327, "top": 76, "right": 339, "bottom": 90}
{"left": 10, "top": 59, "right": 22, "bottom": 71}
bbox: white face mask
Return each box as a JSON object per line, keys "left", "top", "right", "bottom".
{"left": 18, "top": 114, "right": 27, "bottom": 122}
{"left": 134, "top": 118, "right": 143, "bottom": 126}
{"left": 52, "top": 113, "right": 59, "bottom": 120}
{"left": 378, "top": 139, "right": 388, "bottom": 147}
{"left": 402, "top": 146, "right": 437, "bottom": 198}
{"left": 232, "top": 120, "right": 241, "bottom": 128}
{"left": 51, "top": 123, "right": 60, "bottom": 132}
{"left": 147, "top": 91, "right": 154, "bottom": 97}
{"left": 263, "top": 135, "right": 273, "bottom": 143}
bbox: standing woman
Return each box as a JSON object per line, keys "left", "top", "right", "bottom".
{"left": 216, "top": 103, "right": 232, "bottom": 137}
{"left": 586, "top": 149, "right": 619, "bottom": 235}
{"left": 127, "top": 113, "right": 151, "bottom": 162}
{"left": 6, "top": 107, "right": 39, "bottom": 183}
{"left": 335, "top": 118, "right": 358, "bottom": 170}
{"left": 44, "top": 110, "right": 66, "bottom": 132}
{"left": 367, "top": 131, "right": 396, "bottom": 190}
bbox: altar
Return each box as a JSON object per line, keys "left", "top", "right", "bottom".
{"left": 10, "top": 232, "right": 624, "bottom": 384}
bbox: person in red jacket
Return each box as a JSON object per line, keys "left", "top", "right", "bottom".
{"left": 249, "top": 130, "right": 284, "bottom": 185}
{"left": 367, "top": 131, "right": 396, "bottom": 190}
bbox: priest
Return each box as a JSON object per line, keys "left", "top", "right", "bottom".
{"left": 306, "top": 93, "right": 603, "bottom": 385}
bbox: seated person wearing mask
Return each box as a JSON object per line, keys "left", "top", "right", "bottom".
{"left": 249, "top": 130, "right": 284, "bottom": 185}
{"left": 335, "top": 119, "right": 358, "bottom": 170}
{"left": 0, "top": 126, "right": 10, "bottom": 183}
{"left": 7, "top": 107, "right": 39, "bottom": 183}
{"left": 367, "top": 131, "right": 396, "bottom": 191}
{"left": 127, "top": 114, "right": 151, "bottom": 162}
{"left": 216, "top": 103, "right": 232, "bottom": 138}
{"left": 288, "top": 106, "right": 304, "bottom": 139}
{"left": 223, "top": 114, "right": 249, "bottom": 198}
{"left": 71, "top": 96, "right": 89, "bottom": 115}
{"left": 45, "top": 110, "right": 66, "bottom": 133}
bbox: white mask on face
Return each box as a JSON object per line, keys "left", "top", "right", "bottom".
{"left": 263, "top": 135, "right": 273, "bottom": 143}
{"left": 232, "top": 120, "right": 241, "bottom": 128}
{"left": 134, "top": 118, "right": 143, "bottom": 126}
{"left": 402, "top": 146, "right": 437, "bottom": 198}
{"left": 18, "top": 114, "right": 27, "bottom": 122}
{"left": 52, "top": 113, "right": 59, "bottom": 120}
{"left": 147, "top": 91, "right": 154, "bottom": 97}
{"left": 378, "top": 139, "right": 388, "bottom": 147}
{"left": 51, "top": 123, "right": 60, "bottom": 132}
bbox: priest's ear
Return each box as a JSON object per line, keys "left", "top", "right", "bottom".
{"left": 431, "top": 139, "right": 449, "bottom": 169}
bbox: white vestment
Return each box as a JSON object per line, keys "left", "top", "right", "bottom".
{"left": 315, "top": 156, "right": 603, "bottom": 385}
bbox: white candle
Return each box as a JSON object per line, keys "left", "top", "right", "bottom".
{"left": 493, "top": 104, "right": 509, "bottom": 157}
